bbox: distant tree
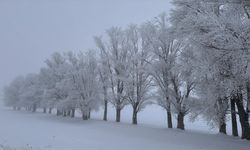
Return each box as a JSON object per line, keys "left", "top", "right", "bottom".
{"left": 19, "top": 74, "right": 43, "bottom": 112}
{"left": 95, "top": 37, "right": 110, "bottom": 121}
{"left": 64, "top": 51, "right": 101, "bottom": 120}
{"left": 3, "top": 76, "right": 24, "bottom": 110}
{"left": 43, "top": 52, "right": 68, "bottom": 116}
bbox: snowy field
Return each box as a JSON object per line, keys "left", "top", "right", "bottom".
{"left": 0, "top": 104, "right": 249, "bottom": 150}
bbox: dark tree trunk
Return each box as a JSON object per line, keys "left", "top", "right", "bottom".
{"left": 43, "top": 108, "right": 47, "bottom": 113}
{"left": 13, "top": 106, "right": 16, "bottom": 110}
{"left": 88, "top": 111, "right": 91, "bottom": 119}
{"left": 246, "top": 81, "right": 250, "bottom": 121}
{"left": 48, "top": 108, "right": 52, "bottom": 114}
{"left": 67, "top": 110, "right": 71, "bottom": 116}
{"left": 82, "top": 112, "right": 88, "bottom": 120}
{"left": 247, "top": 81, "right": 250, "bottom": 109}
{"left": 235, "top": 91, "right": 250, "bottom": 140}
{"left": 32, "top": 104, "right": 37, "bottom": 112}
{"left": 219, "top": 121, "right": 227, "bottom": 134}
{"left": 71, "top": 109, "right": 75, "bottom": 118}
{"left": 132, "top": 107, "right": 138, "bottom": 125}
{"left": 103, "top": 100, "right": 108, "bottom": 121}
{"left": 17, "top": 107, "right": 21, "bottom": 111}
{"left": 231, "top": 97, "right": 238, "bottom": 136}
{"left": 63, "top": 110, "right": 67, "bottom": 117}
{"left": 217, "top": 97, "right": 227, "bottom": 134}
{"left": 247, "top": 107, "right": 250, "bottom": 129}
{"left": 177, "top": 112, "right": 185, "bottom": 130}
{"left": 167, "top": 104, "right": 173, "bottom": 128}
{"left": 56, "top": 109, "right": 61, "bottom": 116}
{"left": 116, "top": 108, "right": 121, "bottom": 122}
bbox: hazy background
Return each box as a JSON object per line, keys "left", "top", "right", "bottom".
{"left": 0, "top": 0, "right": 172, "bottom": 96}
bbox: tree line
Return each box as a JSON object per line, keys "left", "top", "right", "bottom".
{"left": 3, "top": 0, "right": 250, "bottom": 140}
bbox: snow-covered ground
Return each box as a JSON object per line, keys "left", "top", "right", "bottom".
{"left": 0, "top": 104, "right": 249, "bottom": 150}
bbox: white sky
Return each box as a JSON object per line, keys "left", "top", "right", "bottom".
{"left": 0, "top": 0, "right": 172, "bottom": 91}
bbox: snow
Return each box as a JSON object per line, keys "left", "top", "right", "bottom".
{"left": 0, "top": 105, "right": 249, "bottom": 150}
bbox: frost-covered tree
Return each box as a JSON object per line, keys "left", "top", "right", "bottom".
{"left": 168, "top": 42, "right": 197, "bottom": 130}
{"left": 64, "top": 51, "right": 101, "bottom": 120}
{"left": 39, "top": 67, "right": 57, "bottom": 114}
{"left": 19, "top": 74, "right": 43, "bottom": 112}
{"left": 95, "top": 27, "right": 129, "bottom": 122}
{"left": 124, "top": 25, "right": 153, "bottom": 124}
{"left": 95, "top": 37, "right": 110, "bottom": 121}
{"left": 141, "top": 14, "right": 175, "bottom": 128}
{"left": 3, "top": 76, "right": 24, "bottom": 110}
{"left": 43, "top": 52, "right": 68, "bottom": 115}
{"left": 170, "top": 0, "right": 250, "bottom": 138}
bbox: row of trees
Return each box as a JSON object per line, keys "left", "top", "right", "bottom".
{"left": 3, "top": 0, "right": 250, "bottom": 140}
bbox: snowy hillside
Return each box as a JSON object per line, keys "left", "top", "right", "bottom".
{"left": 0, "top": 107, "right": 249, "bottom": 150}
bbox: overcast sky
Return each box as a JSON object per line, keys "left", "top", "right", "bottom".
{"left": 0, "top": 0, "right": 172, "bottom": 92}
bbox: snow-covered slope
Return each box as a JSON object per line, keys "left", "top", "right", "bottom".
{"left": 0, "top": 107, "right": 249, "bottom": 150}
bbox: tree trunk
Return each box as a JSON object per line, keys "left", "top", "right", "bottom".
{"left": 231, "top": 97, "right": 238, "bottom": 136}
{"left": 32, "top": 104, "right": 37, "bottom": 112}
{"left": 43, "top": 108, "right": 46, "bottom": 113}
{"left": 48, "top": 108, "right": 52, "bottom": 114}
{"left": 116, "top": 108, "right": 121, "bottom": 122}
{"left": 217, "top": 97, "right": 227, "bottom": 134}
{"left": 67, "top": 110, "right": 71, "bottom": 116}
{"left": 132, "top": 107, "right": 138, "bottom": 125}
{"left": 247, "top": 81, "right": 250, "bottom": 110}
{"left": 177, "top": 112, "right": 185, "bottom": 130}
{"left": 246, "top": 81, "right": 250, "bottom": 121}
{"left": 82, "top": 112, "right": 88, "bottom": 120}
{"left": 219, "top": 117, "right": 227, "bottom": 134}
{"left": 56, "top": 109, "right": 61, "bottom": 116}
{"left": 71, "top": 109, "right": 75, "bottom": 118}
{"left": 63, "top": 110, "right": 67, "bottom": 117}
{"left": 103, "top": 100, "right": 108, "bottom": 121}
{"left": 235, "top": 91, "right": 250, "bottom": 140}
{"left": 219, "top": 120, "right": 227, "bottom": 134}
{"left": 88, "top": 111, "right": 91, "bottom": 119}
{"left": 167, "top": 104, "right": 173, "bottom": 128}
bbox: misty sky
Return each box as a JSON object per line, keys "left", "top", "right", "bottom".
{"left": 0, "top": 0, "right": 172, "bottom": 93}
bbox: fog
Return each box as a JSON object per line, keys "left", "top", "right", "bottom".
{"left": 0, "top": 0, "right": 171, "bottom": 93}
